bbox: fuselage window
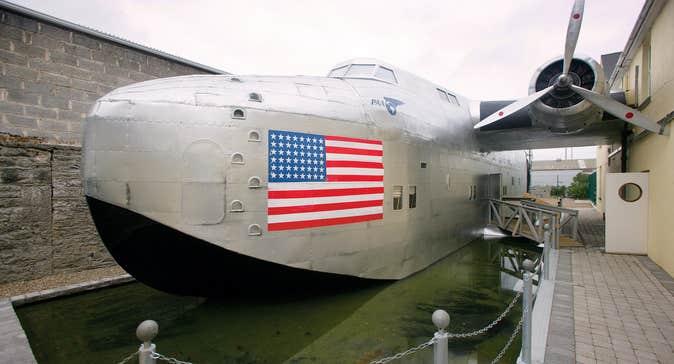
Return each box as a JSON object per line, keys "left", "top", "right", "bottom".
{"left": 393, "top": 185, "right": 403, "bottom": 210}
{"left": 375, "top": 66, "right": 397, "bottom": 83}
{"left": 329, "top": 65, "right": 349, "bottom": 77}
{"left": 409, "top": 186, "right": 417, "bottom": 208}
{"left": 346, "top": 64, "right": 376, "bottom": 77}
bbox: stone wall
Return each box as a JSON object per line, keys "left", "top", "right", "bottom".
{"left": 0, "top": 6, "right": 220, "bottom": 283}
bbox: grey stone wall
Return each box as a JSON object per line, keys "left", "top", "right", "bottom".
{"left": 0, "top": 7, "right": 219, "bottom": 283}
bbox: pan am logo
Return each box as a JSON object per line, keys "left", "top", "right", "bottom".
{"left": 371, "top": 97, "right": 404, "bottom": 116}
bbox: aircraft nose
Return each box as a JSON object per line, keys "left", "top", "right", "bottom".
{"left": 82, "top": 75, "right": 240, "bottom": 224}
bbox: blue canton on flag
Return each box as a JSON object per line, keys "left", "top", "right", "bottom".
{"left": 268, "top": 130, "right": 326, "bottom": 182}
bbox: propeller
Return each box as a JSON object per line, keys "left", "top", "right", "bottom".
{"left": 475, "top": 0, "right": 664, "bottom": 135}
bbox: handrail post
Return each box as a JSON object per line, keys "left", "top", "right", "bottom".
{"left": 520, "top": 259, "right": 534, "bottom": 364}
{"left": 551, "top": 214, "right": 558, "bottom": 249}
{"left": 543, "top": 224, "right": 550, "bottom": 280}
{"left": 432, "top": 310, "right": 449, "bottom": 364}
{"left": 137, "top": 320, "right": 158, "bottom": 364}
{"left": 571, "top": 211, "right": 579, "bottom": 241}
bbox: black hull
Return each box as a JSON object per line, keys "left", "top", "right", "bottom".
{"left": 86, "top": 197, "right": 381, "bottom": 297}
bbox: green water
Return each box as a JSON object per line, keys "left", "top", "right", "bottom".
{"left": 16, "top": 237, "right": 540, "bottom": 364}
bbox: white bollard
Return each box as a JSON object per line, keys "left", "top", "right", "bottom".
{"left": 137, "top": 320, "right": 158, "bottom": 364}
{"left": 432, "top": 310, "right": 449, "bottom": 364}
{"left": 520, "top": 259, "right": 534, "bottom": 364}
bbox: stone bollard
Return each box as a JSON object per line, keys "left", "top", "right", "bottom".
{"left": 519, "top": 259, "right": 535, "bottom": 364}
{"left": 137, "top": 320, "right": 158, "bottom": 364}
{"left": 432, "top": 310, "right": 449, "bottom": 364}
{"left": 543, "top": 223, "right": 551, "bottom": 280}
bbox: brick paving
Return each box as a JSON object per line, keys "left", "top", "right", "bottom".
{"left": 575, "top": 208, "right": 605, "bottom": 248}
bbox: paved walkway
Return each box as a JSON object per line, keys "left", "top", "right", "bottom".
{"left": 576, "top": 208, "right": 605, "bottom": 248}
{"left": 546, "top": 249, "right": 674, "bottom": 364}
{"left": 0, "top": 300, "right": 36, "bottom": 364}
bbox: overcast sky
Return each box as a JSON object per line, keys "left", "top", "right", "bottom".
{"left": 13, "top": 0, "right": 645, "bottom": 160}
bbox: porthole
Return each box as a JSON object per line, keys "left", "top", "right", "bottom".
{"left": 248, "top": 92, "right": 262, "bottom": 102}
{"left": 248, "top": 176, "right": 262, "bottom": 189}
{"left": 618, "top": 183, "right": 642, "bottom": 202}
{"left": 231, "top": 152, "right": 244, "bottom": 165}
{"left": 232, "top": 108, "right": 246, "bottom": 119}
{"left": 248, "top": 130, "right": 261, "bottom": 142}
{"left": 230, "top": 200, "right": 244, "bottom": 212}
{"left": 248, "top": 224, "right": 262, "bottom": 236}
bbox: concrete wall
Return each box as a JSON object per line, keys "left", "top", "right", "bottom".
{"left": 599, "top": 0, "right": 674, "bottom": 277}
{"left": 0, "top": 6, "right": 217, "bottom": 283}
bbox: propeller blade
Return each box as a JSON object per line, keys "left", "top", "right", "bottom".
{"left": 474, "top": 86, "right": 554, "bottom": 129}
{"left": 563, "top": 0, "right": 585, "bottom": 75}
{"left": 569, "top": 85, "right": 663, "bottom": 134}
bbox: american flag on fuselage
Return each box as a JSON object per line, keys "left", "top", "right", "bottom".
{"left": 267, "top": 130, "right": 384, "bottom": 231}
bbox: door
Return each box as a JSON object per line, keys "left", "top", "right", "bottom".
{"left": 605, "top": 173, "right": 648, "bottom": 254}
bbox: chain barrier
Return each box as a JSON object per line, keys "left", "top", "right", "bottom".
{"left": 490, "top": 310, "right": 524, "bottom": 364}
{"left": 369, "top": 291, "right": 522, "bottom": 364}
{"left": 443, "top": 290, "right": 522, "bottom": 339}
{"left": 151, "top": 351, "right": 194, "bottom": 364}
{"left": 369, "top": 337, "right": 436, "bottom": 364}
{"left": 116, "top": 350, "right": 138, "bottom": 364}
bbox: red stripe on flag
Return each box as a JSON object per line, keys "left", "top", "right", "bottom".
{"left": 268, "top": 187, "right": 384, "bottom": 199}
{"left": 268, "top": 199, "right": 383, "bottom": 215}
{"left": 327, "top": 175, "right": 384, "bottom": 182}
{"left": 325, "top": 135, "right": 382, "bottom": 145}
{"left": 268, "top": 213, "right": 383, "bottom": 231}
{"left": 325, "top": 146, "right": 383, "bottom": 156}
{"left": 325, "top": 161, "right": 383, "bottom": 169}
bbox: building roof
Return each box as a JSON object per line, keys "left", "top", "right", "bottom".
{"left": 532, "top": 159, "right": 597, "bottom": 171}
{"left": 608, "top": 0, "right": 666, "bottom": 89}
{"left": 0, "top": 0, "right": 228, "bottom": 75}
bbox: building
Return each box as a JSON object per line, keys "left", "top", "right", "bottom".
{"left": 0, "top": 0, "right": 226, "bottom": 284}
{"left": 596, "top": 0, "right": 674, "bottom": 276}
{"left": 530, "top": 159, "right": 596, "bottom": 188}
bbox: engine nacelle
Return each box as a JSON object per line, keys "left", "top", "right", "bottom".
{"left": 528, "top": 55, "right": 605, "bottom": 133}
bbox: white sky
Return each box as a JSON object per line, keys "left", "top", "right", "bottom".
{"left": 13, "top": 0, "right": 645, "bottom": 160}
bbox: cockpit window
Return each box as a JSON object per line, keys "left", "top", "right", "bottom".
{"left": 328, "top": 63, "right": 398, "bottom": 84}
{"left": 437, "top": 88, "right": 460, "bottom": 106}
{"left": 329, "top": 65, "right": 348, "bottom": 77}
{"left": 375, "top": 66, "right": 397, "bottom": 83}
{"left": 437, "top": 89, "right": 448, "bottom": 101}
{"left": 346, "top": 64, "right": 376, "bottom": 77}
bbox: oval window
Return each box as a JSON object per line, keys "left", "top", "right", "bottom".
{"left": 618, "top": 182, "right": 642, "bottom": 202}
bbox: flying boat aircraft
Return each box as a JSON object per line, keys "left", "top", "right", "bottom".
{"left": 83, "top": 0, "right": 665, "bottom": 295}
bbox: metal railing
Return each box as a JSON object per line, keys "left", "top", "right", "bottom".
{"left": 519, "top": 200, "right": 579, "bottom": 241}
{"left": 488, "top": 199, "right": 560, "bottom": 247}
{"left": 369, "top": 258, "right": 539, "bottom": 364}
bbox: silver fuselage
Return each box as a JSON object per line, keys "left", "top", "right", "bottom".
{"left": 83, "top": 67, "right": 527, "bottom": 280}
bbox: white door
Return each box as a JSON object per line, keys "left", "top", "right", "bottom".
{"left": 605, "top": 173, "right": 648, "bottom": 254}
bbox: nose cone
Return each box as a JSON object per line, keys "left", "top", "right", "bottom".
{"left": 82, "top": 75, "right": 235, "bottom": 217}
